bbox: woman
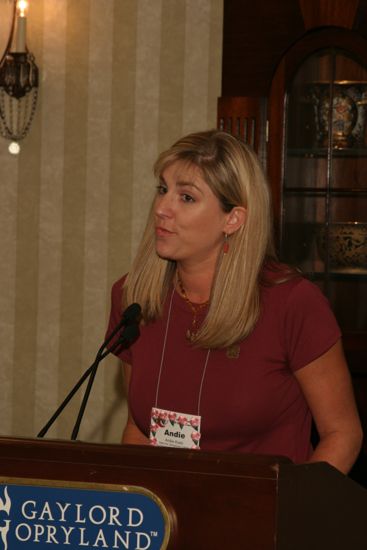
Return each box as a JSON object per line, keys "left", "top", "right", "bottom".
{"left": 107, "top": 129, "right": 362, "bottom": 474}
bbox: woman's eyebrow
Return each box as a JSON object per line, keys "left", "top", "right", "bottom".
{"left": 176, "top": 180, "right": 203, "bottom": 194}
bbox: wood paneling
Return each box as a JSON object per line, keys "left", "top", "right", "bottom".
{"left": 299, "top": 0, "right": 359, "bottom": 30}
{"left": 222, "top": 0, "right": 367, "bottom": 97}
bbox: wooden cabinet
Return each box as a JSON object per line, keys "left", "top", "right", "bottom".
{"left": 220, "top": 2, "right": 367, "bottom": 486}
{"left": 269, "top": 30, "right": 367, "bottom": 354}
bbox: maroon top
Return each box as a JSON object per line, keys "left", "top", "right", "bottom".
{"left": 106, "top": 273, "right": 341, "bottom": 463}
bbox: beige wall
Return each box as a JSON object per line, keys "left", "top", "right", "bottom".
{"left": 0, "top": 0, "right": 223, "bottom": 443}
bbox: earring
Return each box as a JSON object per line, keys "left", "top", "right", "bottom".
{"left": 223, "top": 233, "right": 229, "bottom": 254}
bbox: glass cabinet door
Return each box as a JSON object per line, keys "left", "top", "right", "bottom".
{"left": 281, "top": 49, "right": 367, "bottom": 335}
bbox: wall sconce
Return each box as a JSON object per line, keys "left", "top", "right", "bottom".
{"left": 0, "top": 0, "right": 39, "bottom": 154}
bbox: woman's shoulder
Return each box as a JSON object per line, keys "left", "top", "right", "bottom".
{"left": 260, "top": 262, "right": 340, "bottom": 349}
{"left": 110, "top": 273, "right": 128, "bottom": 303}
{"left": 261, "top": 261, "right": 302, "bottom": 287}
{"left": 260, "top": 262, "right": 324, "bottom": 303}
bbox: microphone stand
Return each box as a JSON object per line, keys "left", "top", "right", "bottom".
{"left": 70, "top": 324, "right": 139, "bottom": 440}
{"left": 37, "top": 364, "right": 94, "bottom": 438}
{"left": 37, "top": 316, "right": 138, "bottom": 439}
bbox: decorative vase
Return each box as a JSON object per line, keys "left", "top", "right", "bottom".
{"left": 317, "top": 222, "right": 367, "bottom": 268}
{"left": 308, "top": 82, "right": 367, "bottom": 149}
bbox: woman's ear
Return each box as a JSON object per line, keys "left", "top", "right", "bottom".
{"left": 224, "top": 206, "right": 247, "bottom": 235}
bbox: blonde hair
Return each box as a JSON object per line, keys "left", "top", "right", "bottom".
{"left": 125, "top": 129, "right": 277, "bottom": 348}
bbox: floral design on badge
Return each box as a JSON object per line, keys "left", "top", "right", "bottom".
{"left": 158, "top": 410, "right": 168, "bottom": 427}
{"left": 168, "top": 412, "right": 177, "bottom": 425}
{"left": 190, "top": 417, "right": 200, "bottom": 430}
{"left": 191, "top": 432, "right": 201, "bottom": 446}
{"left": 150, "top": 422, "right": 159, "bottom": 437}
{"left": 151, "top": 409, "right": 159, "bottom": 422}
{"left": 177, "top": 416, "right": 187, "bottom": 429}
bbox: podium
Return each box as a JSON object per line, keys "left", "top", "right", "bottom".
{"left": 0, "top": 436, "right": 366, "bottom": 549}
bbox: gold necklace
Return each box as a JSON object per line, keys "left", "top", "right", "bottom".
{"left": 176, "top": 272, "right": 209, "bottom": 341}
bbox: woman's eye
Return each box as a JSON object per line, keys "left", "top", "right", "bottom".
{"left": 156, "top": 184, "right": 167, "bottom": 195}
{"left": 182, "top": 193, "right": 195, "bottom": 203}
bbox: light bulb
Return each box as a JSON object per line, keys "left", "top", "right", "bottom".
{"left": 17, "top": 0, "right": 28, "bottom": 18}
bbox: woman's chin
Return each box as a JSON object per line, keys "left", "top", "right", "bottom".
{"left": 155, "top": 247, "right": 176, "bottom": 261}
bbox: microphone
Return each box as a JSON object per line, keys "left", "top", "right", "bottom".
{"left": 94, "top": 321, "right": 140, "bottom": 361}
{"left": 100, "top": 302, "right": 141, "bottom": 357}
{"left": 122, "top": 302, "right": 141, "bottom": 323}
{"left": 37, "top": 303, "right": 141, "bottom": 439}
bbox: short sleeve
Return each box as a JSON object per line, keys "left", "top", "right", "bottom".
{"left": 105, "top": 276, "right": 132, "bottom": 364}
{"left": 283, "top": 278, "right": 341, "bottom": 371}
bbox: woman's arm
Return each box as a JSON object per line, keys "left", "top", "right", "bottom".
{"left": 295, "top": 339, "right": 363, "bottom": 474}
{"left": 121, "top": 362, "right": 150, "bottom": 445}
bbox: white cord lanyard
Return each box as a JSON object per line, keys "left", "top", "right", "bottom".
{"left": 154, "top": 287, "right": 211, "bottom": 416}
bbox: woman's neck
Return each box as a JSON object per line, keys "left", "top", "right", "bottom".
{"left": 176, "top": 262, "right": 214, "bottom": 304}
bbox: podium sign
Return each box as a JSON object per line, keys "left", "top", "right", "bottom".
{"left": 0, "top": 479, "right": 170, "bottom": 550}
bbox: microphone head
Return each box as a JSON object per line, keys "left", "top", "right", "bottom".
{"left": 122, "top": 303, "right": 142, "bottom": 324}
{"left": 117, "top": 323, "right": 140, "bottom": 347}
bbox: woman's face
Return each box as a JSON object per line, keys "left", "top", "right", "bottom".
{"left": 154, "top": 160, "right": 231, "bottom": 268}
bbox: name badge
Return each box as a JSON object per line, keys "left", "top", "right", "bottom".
{"left": 150, "top": 408, "right": 201, "bottom": 449}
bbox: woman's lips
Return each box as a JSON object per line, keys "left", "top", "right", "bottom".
{"left": 156, "top": 226, "right": 173, "bottom": 236}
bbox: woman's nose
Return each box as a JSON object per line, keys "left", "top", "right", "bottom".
{"left": 155, "top": 192, "right": 174, "bottom": 218}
